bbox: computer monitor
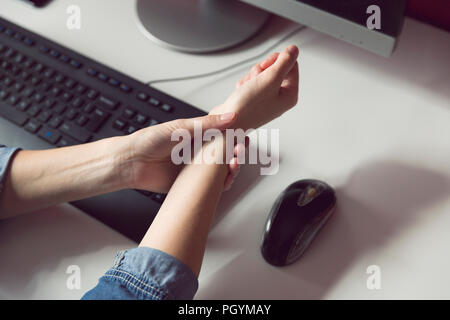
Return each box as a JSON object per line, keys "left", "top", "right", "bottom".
{"left": 136, "top": 0, "right": 407, "bottom": 56}
{"left": 241, "top": 0, "right": 408, "bottom": 56}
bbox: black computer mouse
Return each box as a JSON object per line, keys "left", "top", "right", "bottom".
{"left": 261, "top": 179, "right": 336, "bottom": 266}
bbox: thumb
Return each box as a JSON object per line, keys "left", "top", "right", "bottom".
{"left": 268, "top": 45, "right": 299, "bottom": 82}
{"left": 172, "top": 112, "right": 236, "bottom": 135}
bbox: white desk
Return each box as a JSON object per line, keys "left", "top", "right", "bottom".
{"left": 1, "top": 0, "right": 449, "bottom": 299}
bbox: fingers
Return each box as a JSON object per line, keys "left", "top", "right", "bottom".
{"left": 224, "top": 158, "right": 240, "bottom": 191}
{"left": 259, "top": 52, "right": 279, "bottom": 70}
{"left": 235, "top": 52, "right": 280, "bottom": 89}
{"left": 224, "top": 137, "right": 249, "bottom": 191}
{"left": 267, "top": 45, "right": 299, "bottom": 82}
{"left": 173, "top": 112, "right": 237, "bottom": 134}
{"left": 279, "top": 61, "right": 299, "bottom": 106}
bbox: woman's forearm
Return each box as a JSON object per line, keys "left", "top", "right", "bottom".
{"left": 0, "top": 136, "right": 133, "bottom": 218}
{"left": 139, "top": 137, "right": 229, "bottom": 277}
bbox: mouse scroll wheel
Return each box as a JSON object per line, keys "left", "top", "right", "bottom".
{"left": 296, "top": 186, "right": 323, "bottom": 207}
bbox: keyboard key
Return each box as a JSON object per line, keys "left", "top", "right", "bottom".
{"left": 30, "top": 76, "right": 41, "bottom": 86}
{"left": 39, "top": 45, "right": 50, "bottom": 53}
{"left": 17, "top": 100, "right": 30, "bottom": 111}
{"left": 54, "top": 74, "right": 65, "bottom": 83}
{"left": 49, "top": 50, "right": 60, "bottom": 58}
{"left": 23, "top": 38, "right": 35, "bottom": 46}
{"left": 4, "top": 48, "right": 16, "bottom": 58}
{"left": 126, "top": 125, "right": 138, "bottom": 134}
{"left": 43, "top": 98, "right": 56, "bottom": 109}
{"left": 148, "top": 97, "right": 160, "bottom": 106}
{"left": 76, "top": 115, "right": 89, "bottom": 126}
{"left": 70, "top": 97, "right": 84, "bottom": 108}
{"left": 23, "top": 59, "right": 35, "bottom": 68}
{"left": 113, "top": 118, "right": 127, "bottom": 130}
{"left": 49, "top": 116, "right": 63, "bottom": 128}
{"left": 32, "top": 93, "right": 45, "bottom": 103}
{"left": 27, "top": 105, "right": 42, "bottom": 117}
{"left": 65, "top": 108, "right": 79, "bottom": 120}
{"left": 0, "top": 90, "right": 9, "bottom": 100}
{"left": 86, "top": 89, "right": 98, "bottom": 100}
{"left": 61, "top": 92, "right": 73, "bottom": 102}
{"left": 13, "top": 82, "right": 25, "bottom": 92}
{"left": 43, "top": 69, "right": 55, "bottom": 78}
{"left": 60, "top": 122, "right": 91, "bottom": 142}
{"left": 75, "top": 84, "right": 87, "bottom": 94}
{"left": 60, "top": 55, "right": 70, "bottom": 63}
{"left": 137, "top": 92, "right": 148, "bottom": 101}
{"left": 160, "top": 103, "right": 173, "bottom": 113}
{"left": 87, "top": 68, "right": 97, "bottom": 77}
{"left": 0, "top": 104, "right": 28, "bottom": 126}
{"left": 122, "top": 108, "right": 135, "bottom": 119}
{"left": 119, "top": 83, "right": 132, "bottom": 93}
{"left": 39, "top": 82, "right": 52, "bottom": 92}
{"left": 54, "top": 104, "right": 67, "bottom": 115}
{"left": 38, "top": 110, "right": 52, "bottom": 123}
{"left": 86, "top": 109, "right": 110, "bottom": 132}
{"left": 83, "top": 102, "right": 95, "bottom": 114}
{"left": 57, "top": 136, "right": 78, "bottom": 148}
{"left": 14, "top": 33, "right": 24, "bottom": 41}
{"left": 98, "top": 73, "right": 108, "bottom": 82}
{"left": 98, "top": 95, "right": 119, "bottom": 110}
{"left": 19, "top": 71, "right": 31, "bottom": 81}
{"left": 108, "top": 78, "right": 119, "bottom": 86}
{"left": 64, "top": 78, "right": 77, "bottom": 89}
{"left": 38, "top": 126, "right": 61, "bottom": 144}
{"left": 50, "top": 87, "right": 62, "bottom": 97}
{"left": 34, "top": 63, "right": 45, "bottom": 73}
{"left": 25, "top": 119, "right": 41, "bottom": 133}
{"left": 70, "top": 60, "right": 82, "bottom": 69}
{"left": 7, "top": 95, "right": 19, "bottom": 106}
{"left": 149, "top": 118, "right": 160, "bottom": 126}
{"left": 13, "top": 53, "right": 25, "bottom": 64}
{"left": 3, "top": 77, "right": 14, "bottom": 87}
{"left": 135, "top": 113, "right": 147, "bottom": 125}
{"left": 22, "top": 87, "right": 35, "bottom": 98}
{"left": 5, "top": 29, "right": 15, "bottom": 37}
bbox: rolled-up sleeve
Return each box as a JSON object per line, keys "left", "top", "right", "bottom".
{"left": 0, "top": 145, "right": 21, "bottom": 195}
{"left": 82, "top": 247, "right": 199, "bottom": 300}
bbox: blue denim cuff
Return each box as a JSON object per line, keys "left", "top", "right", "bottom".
{"left": 0, "top": 145, "right": 21, "bottom": 195}
{"left": 84, "top": 247, "right": 199, "bottom": 300}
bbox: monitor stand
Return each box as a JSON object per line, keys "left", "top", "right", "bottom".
{"left": 136, "top": 0, "right": 270, "bottom": 53}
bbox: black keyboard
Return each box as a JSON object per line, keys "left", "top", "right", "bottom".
{"left": 0, "top": 16, "right": 206, "bottom": 242}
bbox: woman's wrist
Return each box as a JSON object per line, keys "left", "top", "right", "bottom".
{"left": 105, "top": 134, "right": 138, "bottom": 191}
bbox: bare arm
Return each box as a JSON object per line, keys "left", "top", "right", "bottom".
{"left": 139, "top": 45, "right": 300, "bottom": 276}
{"left": 0, "top": 114, "right": 238, "bottom": 219}
{"left": 0, "top": 136, "right": 131, "bottom": 218}
{"left": 139, "top": 136, "right": 228, "bottom": 276}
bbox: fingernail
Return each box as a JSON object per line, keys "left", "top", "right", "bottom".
{"left": 220, "top": 112, "right": 235, "bottom": 121}
{"left": 287, "top": 45, "right": 298, "bottom": 56}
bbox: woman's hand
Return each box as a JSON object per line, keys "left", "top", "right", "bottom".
{"left": 124, "top": 45, "right": 299, "bottom": 193}
{"left": 210, "top": 45, "right": 299, "bottom": 131}
{"left": 123, "top": 113, "right": 246, "bottom": 193}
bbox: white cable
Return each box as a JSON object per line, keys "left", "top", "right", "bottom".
{"left": 146, "top": 25, "right": 306, "bottom": 86}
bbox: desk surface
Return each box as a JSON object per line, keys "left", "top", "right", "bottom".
{"left": 1, "top": 0, "right": 450, "bottom": 299}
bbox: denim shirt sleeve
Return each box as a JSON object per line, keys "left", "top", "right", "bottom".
{"left": 0, "top": 145, "right": 21, "bottom": 195}
{"left": 82, "top": 247, "right": 199, "bottom": 300}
